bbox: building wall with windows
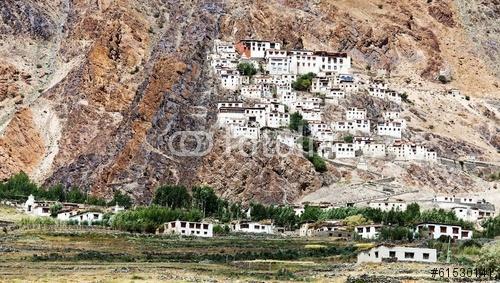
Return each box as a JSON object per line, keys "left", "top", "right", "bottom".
{"left": 357, "top": 246, "right": 437, "bottom": 263}
{"left": 159, "top": 220, "right": 213, "bottom": 238}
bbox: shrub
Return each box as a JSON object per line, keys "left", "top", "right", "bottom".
{"left": 237, "top": 62, "right": 257, "bottom": 77}
{"left": 438, "top": 75, "right": 449, "bottom": 84}
{"left": 307, "top": 154, "right": 327, "bottom": 172}
{"left": 292, "top": 72, "right": 315, "bottom": 91}
{"left": 343, "top": 135, "right": 353, "bottom": 143}
{"left": 50, "top": 203, "right": 63, "bottom": 217}
{"left": 289, "top": 112, "right": 310, "bottom": 136}
{"left": 213, "top": 224, "right": 230, "bottom": 235}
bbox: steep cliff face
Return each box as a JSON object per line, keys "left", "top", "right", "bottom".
{"left": 0, "top": 0, "right": 498, "bottom": 204}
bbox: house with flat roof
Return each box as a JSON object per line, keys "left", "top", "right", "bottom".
{"left": 157, "top": 220, "right": 213, "bottom": 238}
{"left": 416, "top": 222, "right": 473, "bottom": 240}
{"left": 357, "top": 246, "right": 437, "bottom": 264}
{"left": 368, "top": 199, "right": 407, "bottom": 212}
{"left": 355, "top": 224, "right": 383, "bottom": 239}
{"left": 231, "top": 220, "right": 274, "bottom": 234}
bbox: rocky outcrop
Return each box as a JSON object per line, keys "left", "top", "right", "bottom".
{"left": 0, "top": 109, "right": 45, "bottom": 179}
{"left": 197, "top": 135, "right": 339, "bottom": 205}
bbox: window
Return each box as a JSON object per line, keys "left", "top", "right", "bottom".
{"left": 452, "top": 227, "right": 459, "bottom": 234}
{"left": 171, "top": 222, "right": 176, "bottom": 228}
{"left": 423, "top": 253, "right": 430, "bottom": 259}
{"left": 389, "top": 251, "right": 396, "bottom": 258}
{"left": 181, "top": 222, "right": 186, "bottom": 228}
{"left": 404, "top": 252, "right": 414, "bottom": 259}
{"left": 189, "top": 223, "right": 195, "bottom": 228}
{"left": 375, "top": 251, "right": 379, "bottom": 258}
{"left": 440, "top": 226, "right": 447, "bottom": 233}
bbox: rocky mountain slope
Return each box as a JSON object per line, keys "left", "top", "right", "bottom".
{"left": 0, "top": 0, "right": 498, "bottom": 204}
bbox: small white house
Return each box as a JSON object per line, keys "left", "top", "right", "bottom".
{"left": 334, "top": 143, "right": 356, "bottom": 159}
{"left": 357, "top": 246, "right": 437, "bottom": 264}
{"left": 157, "top": 220, "right": 213, "bottom": 238}
{"left": 377, "top": 122, "right": 402, "bottom": 139}
{"left": 346, "top": 108, "right": 367, "bottom": 120}
{"left": 452, "top": 205, "right": 496, "bottom": 223}
{"left": 219, "top": 69, "right": 242, "bottom": 90}
{"left": 368, "top": 199, "right": 407, "bottom": 212}
{"left": 231, "top": 221, "right": 274, "bottom": 234}
{"left": 69, "top": 211, "right": 104, "bottom": 225}
{"left": 355, "top": 224, "right": 383, "bottom": 239}
{"left": 24, "top": 195, "right": 51, "bottom": 217}
{"left": 416, "top": 223, "right": 473, "bottom": 240}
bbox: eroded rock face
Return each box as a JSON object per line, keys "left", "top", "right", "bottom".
{"left": 0, "top": 109, "right": 45, "bottom": 179}
{"left": 197, "top": 136, "right": 339, "bottom": 205}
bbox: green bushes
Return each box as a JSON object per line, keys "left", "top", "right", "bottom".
{"left": 152, "top": 185, "right": 191, "bottom": 209}
{"left": 108, "top": 191, "right": 133, "bottom": 208}
{"left": 343, "top": 135, "right": 353, "bottom": 143}
{"left": 111, "top": 206, "right": 203, "bottom": 233}
{"left": 481, "top": 215, "right": 500, "bottom": 238}
{"left": 0, "top": 172, "right": 110, "bottom": 206}
{"left": 292, "top": 73, "right": 315, "bottom": 91}
{"left": 378, "top": 226, "right": 415, "bottom": 241}
{"left": 237, "top": 62, "right": 257, "bottom": 77}
{"left": 307, "top": 154, "right": 327, "bottom": 172}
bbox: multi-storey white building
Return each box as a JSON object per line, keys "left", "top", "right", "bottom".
{"left": 416, "top": 223, "right": 473, "bottom": 240}
{"left": 335, "top": 120, "right": 370, "bottom": 134}
{"left": 387, "top": 142, "right": 437, "bottom": 162}
{"left": 266, "top": 112, "right": 290, "bottom": 128}
{"left": 300, "top": 109, "right": 322, "bottom": 121}
{"left": 346, "top": 108, "right": 367, "bottom": 120}
{"left": 265, "top": 49, "right": 289, "bottom": 74}
{"left": 217, "top": 107, "right": 246, "bottom": 128}
{"left": 288, "top": 50, "right": 351, "bottom": 75}
{"left": 355, "top": 224, "right": 383, "bottom": 239}
{"left": 357, "top": 246, "right": 437, "bottom": 264}
{"left": 452, "top": 205, "right": 496, "bottom": 223}
{"left": 361, "top": 143, "right": 387, "bottom": 158}
{"left": 369, "top": 199, "right": 407, "bottom": 212}
{"left": 334, "top": 143, "right": 356, "bottom": 158}
{"left": 377, "top": 122, "right": 402, "bottom": 138}
{"left": 214, "top": 39, "right": 236, "bottom": 54}
{"left": 219, "top": 69, "right": 242, "bottom": 90}
{"left": 236, "top": 39, "right": 282, "bottom": 58}
{"left": 158, "top": 220, "right": 213, "bottom": 238}
{"left": 229, "top": 125, "right": 260, "bottom": 140}
{"left": 245, "top": 107, "right": 267, "bottom": 127}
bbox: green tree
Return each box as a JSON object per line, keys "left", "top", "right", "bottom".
{"left": 66, "top": 187, "right": 86, "bottom": 203}
{"left": 482, "top": 215, "right": 500, "bottom": 238}
{"left": 300, "top": 205, "right": 322, "bottom": 223}
{"left": 237, "top": 62, "right": 257, "bottom": 77}
{"left": 250, "top": 203, "right": 269, "bottom": 221}
{"left": 292, "top": 73, "right": 315, "bottom": 91}
{"left": 108, "top": 191, "right": 133, "bottom": 208}
{"left": 343, "top": 135, "right": 353, "bottom": 143}
{"left": 191, "top": 186, "right": 219, "bottom": 217}
{"left": 289, "top": 112, "right": 310, "bottom": 136}
{"left": 379, "top": 226, "right": 415, "bottom": 241}
{"left": 50, "top": 203, "right": 63, "bottom": 217}
{"left": 271, "top": 206, "right": 297, "bottom": 230}
{"left": 152, "top": 185, "right": 191, "bottom": 209}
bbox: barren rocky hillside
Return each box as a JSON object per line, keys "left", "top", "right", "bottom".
{"left": 0, "top": 0, "right": 498, "bottom": 204}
